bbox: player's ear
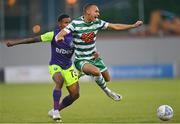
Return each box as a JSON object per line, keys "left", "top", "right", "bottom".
{"left": 58, "top": 21, "right": 62, "bottom": 27}
{"left": 86, "top": 9, "right": 91, "bottom": 15}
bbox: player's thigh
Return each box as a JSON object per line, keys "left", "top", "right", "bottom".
{"left": 74, "top": 59, "right": 100, "bottom": 76}
{"left": 101, "top": 70, "right": 110, "bottom": 82}
{"left": 67, "top": 82, "right": 80, "bottom": 99}
{"left": 94, "top": 58, "right": 107, "bottom": 72}
{"left": 49, "top": 64, "right": 64, "bottom": 87}
{"left": 52, "top": 72, "right": 64, "bottom": 87}
{"left": 62, "top": 65, "right": 78, "bottom": 87}
{"left": 83, "top": 63, "right": 100, "bottom": 76}
{"left": 74, "top": 59, "right": 88, "bottom": 71}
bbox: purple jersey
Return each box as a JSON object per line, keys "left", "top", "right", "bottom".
{"left": 49, "top": 27, "right": 74, "bottom": 69}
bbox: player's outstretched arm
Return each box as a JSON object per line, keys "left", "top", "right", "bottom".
{"left": 6, "top": 36, "right": 41, "bottom": 47}
{"left": 107, "top": 20, "right": 143, "bottom": 30}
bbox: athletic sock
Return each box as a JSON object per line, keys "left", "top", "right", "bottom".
{"left": 58, "top": 95, "right": 74, "bottom": 111}
{"left": 94, "top": 75, "right": 113, "bottom": 94}
{"left": 53, "top": 89, "right": 61, "bottom": 110}
{"left": 94, "top": 75, "right": 107, "bottom": 90}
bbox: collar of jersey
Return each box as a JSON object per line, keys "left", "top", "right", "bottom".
{"left": 81, "top": 16, "right": 97, "bottom": 25}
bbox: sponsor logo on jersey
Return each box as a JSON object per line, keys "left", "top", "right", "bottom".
{"left": 56, "top": 48, "right": 73, "bottom": 55}
{"left": 81, "top": 32, "right": 95, "bottom": 43}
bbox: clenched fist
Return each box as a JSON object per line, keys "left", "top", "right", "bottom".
{"left": 133, "top": 21, "right": 143, "bottom": 28}
{"left": 6, "top": 41, "right": 14, "bottom": 47}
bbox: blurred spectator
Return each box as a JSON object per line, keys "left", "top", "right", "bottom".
{"left": 148, "top": 10, "right": 180, "bottom": 36}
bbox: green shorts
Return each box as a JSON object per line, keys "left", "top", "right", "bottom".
{"left": 74, "top": 58, "right": 107, "bottom": 72}
{"left": 48, "top": 64, "right": 78, "bottom": 87}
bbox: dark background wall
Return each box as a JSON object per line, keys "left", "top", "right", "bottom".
{"left": 1, "top": 0, "right": 180, "bottom": 39}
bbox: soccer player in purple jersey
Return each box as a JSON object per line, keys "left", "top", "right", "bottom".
{"left": 6, "top": 14, "right": 99, "bottom": 122}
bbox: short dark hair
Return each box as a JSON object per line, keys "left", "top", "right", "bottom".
{"left": 83, "top": 3, "right": 97, "bottom": 13}
{"left": 57, "top": 14, "right": 70, "bottom": 22}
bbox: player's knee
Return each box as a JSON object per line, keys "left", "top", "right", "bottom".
{"left": 105, "top": 77, "right": 110, "bottom": 82}
{"left": 92, "top": 69, "right": 101, "bottom": 76}
{"left": 53, "top": 73, "right": 64, "bottom": 82}
{"left": 54, "top": 79, "right": 63, "bottom": 88}
{"left": 55, "top": 82, "right": 62, "bottom": 90}
{"left": 104, "top": 76, "right": 111, "bottom": 82}
{"left": 75, "top": 92, "right": 80, "bottom": 100}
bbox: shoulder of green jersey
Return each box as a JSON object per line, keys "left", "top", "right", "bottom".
{"left": 98, "top": 19, "right": 109, "bottom": 29}
{"left": 103, "top": 22, "right": 109, "bottom": 29}
{"left": 72, "top": 20, "right": 84, "bottom": 24}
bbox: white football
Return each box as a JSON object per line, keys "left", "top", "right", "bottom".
{"left": 157, "top": 105, "right": 173, "bottom": 121}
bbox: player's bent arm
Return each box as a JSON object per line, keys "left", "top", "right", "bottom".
{"left": 55, "top": 29, "right": 69, "bottom": 42}
{"left": 107, "top": 21, "right": 143, "bottom": 30}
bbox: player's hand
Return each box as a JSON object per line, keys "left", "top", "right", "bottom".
{"left": 92, "top": 51, "right": 100, "bottom": 60}
{"left": 6, "top": 41, "right": 14, "bottom": 47}
{"left": 55, "top": 36, "right": 64, "bottom": 42}
{"left": 133, "top": 21, "right": 143, "bottom": 28}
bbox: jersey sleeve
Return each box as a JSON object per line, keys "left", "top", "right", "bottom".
{"left": 63, "top": 21, "right": 75, "bottom": 33}
{"left": 99, "top": 19, "right": 109, "bottom": 29}
{"left": 40, "top": 31, "right": 54, "bottom": 42}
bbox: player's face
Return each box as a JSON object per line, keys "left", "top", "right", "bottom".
{"left": 88, "top": 5, "right": 100, "bottom": 22}
{"left": 60, "top": 17, "right": 71, "bottom": 29}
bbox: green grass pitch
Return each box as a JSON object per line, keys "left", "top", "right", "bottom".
{"left": 0, "top": 79, "right": 179, "bottom": 123}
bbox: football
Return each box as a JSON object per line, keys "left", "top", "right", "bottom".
{"left": 157, "top": 105, "right": 173, "bottom": 121}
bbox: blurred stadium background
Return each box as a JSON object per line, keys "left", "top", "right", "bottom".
{"left": 0, "top": 0, "right": 180, "bottom": 123}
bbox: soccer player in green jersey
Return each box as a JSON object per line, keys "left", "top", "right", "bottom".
{"left": 55, "top": 4, "right": 143, "bottom": 101}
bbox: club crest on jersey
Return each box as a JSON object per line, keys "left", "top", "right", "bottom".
{"left": 81, "top": 32, "right": 95, "bottom": 43}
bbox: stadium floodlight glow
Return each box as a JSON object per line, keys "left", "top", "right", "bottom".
{"left": 7, "top": 0, "right": 16, "bottom": 7}
{"left": 66, "top": 0, "right": 77, "bottom": 6}
{"left": 32, "top": 25, "right": 41, "bottom": 33}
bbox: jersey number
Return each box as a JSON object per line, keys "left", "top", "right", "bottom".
{"left": 70, "top": 69, "right": 77, "bottom": 78}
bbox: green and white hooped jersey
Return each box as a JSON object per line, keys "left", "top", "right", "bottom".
{"left": 64, "top": 16, "right": 109, "bottom": 60}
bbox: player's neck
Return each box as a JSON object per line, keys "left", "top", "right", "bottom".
{"left": 83, "top": 15, "right": 91, "bottom": 23}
